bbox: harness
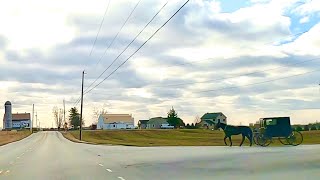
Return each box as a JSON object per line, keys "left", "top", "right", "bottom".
{"left": 224, "top": 125, "right": 228, "bottom": 131}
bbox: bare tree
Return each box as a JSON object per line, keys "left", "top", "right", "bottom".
{"left": 58, "top": 108, "right": 63, "bottom": 129}
{"left": 53, "top": 106, "right": 64, "bottom": 129}
{"left": 53, "top": 106, "right": 59, "bottom": 128}
{"left": 92, "top": 107, "right": 108, "bottom": 124}
{"left": 194, "top": 115, "right": 201, "bottom": 124}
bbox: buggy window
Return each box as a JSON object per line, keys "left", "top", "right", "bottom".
{"left": 266, "top": 119, "right": 277, "bottom": 125}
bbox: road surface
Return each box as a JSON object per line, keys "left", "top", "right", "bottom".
{"left": 0, "top": 131, "right": 319, "bottom": 180}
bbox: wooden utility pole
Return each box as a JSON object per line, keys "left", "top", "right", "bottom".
{"left": 63, "top": 99, "right": 66, "bottom": 124}
{"left": 80, "top": 71, "right": 85, "bottom": 141}
{"left": 31, "top": 104, "right": 34, "bottom": 133}
{"left": 35, "top": 112, "right": 38, "bottom": 130}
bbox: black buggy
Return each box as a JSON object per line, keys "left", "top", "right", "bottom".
{"left": 255, "top": 117, "right": 303, "bottom": 147}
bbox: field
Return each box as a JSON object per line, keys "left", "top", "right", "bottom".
{"left": 0, "top": 130, "right": 32, "bottom": 146}
{"left": 63, "top": 129, "right": 320, "bottom": 147}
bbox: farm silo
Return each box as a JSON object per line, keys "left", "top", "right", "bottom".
{"left": 4, "top": 101, "right": 12, "bottom": 129}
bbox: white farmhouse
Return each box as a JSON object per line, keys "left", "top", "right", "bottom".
{"left": 97, "top": 114, "right": 135, "bottom": 130}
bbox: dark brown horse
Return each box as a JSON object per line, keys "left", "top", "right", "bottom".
{"left": 215, "top": 120, "right": 253, "bottom": 147}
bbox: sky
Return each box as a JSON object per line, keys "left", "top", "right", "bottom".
{"left": 1, "top": 0, "right": 320, "bottom": 128}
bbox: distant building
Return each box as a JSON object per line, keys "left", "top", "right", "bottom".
{"left": 12, "top": 113, "right": 31, "bottom": 129}
{"left": 3, "top": 112, "right": 31, "bottom": 129}
{"left": 3, "top": 101, "right": 31, "bottom": 130}
{"left": 138, "top": 120, "right": 149, "bottom": 129}
{"left": 97, "top": 114, "right": 135, "bottom": 130}
{"left": 200, "top": 112, "right": 227, "bottom": 129}
{"left": 249, "top": 121, "right": 260, "bottom": 130}
{"left": 3, "top": 101, "right": 12, "bottom": 129}
{"left": 146, "top": 117, "right": 174, "bottom": 129}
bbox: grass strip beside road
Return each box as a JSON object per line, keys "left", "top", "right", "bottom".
{"left": 0, "top": 130, "right": 32, "bottom": 146}
{"left": 63, "top": 129, "right": 320, "bottom": 147}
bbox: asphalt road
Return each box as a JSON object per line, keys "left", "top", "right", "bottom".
{"left": 0, "top": 131, "right": 319, "bottom": 180}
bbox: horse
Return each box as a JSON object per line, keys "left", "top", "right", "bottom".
{"left": 215, "top": 120, "right": 253, "bottom": 147}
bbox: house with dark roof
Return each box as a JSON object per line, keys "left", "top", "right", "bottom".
{"left": 146, "top": 117, "right": 173, "bottom": 129}
{"left": 200, "top": 112, "right": 227, "bottom": 129}
{"left": 138, "top": 120, "right": 149, "bottom": 129}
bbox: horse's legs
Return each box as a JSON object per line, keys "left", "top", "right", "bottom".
{"left": 224, "top": 136, "right": 228, "bottom": 146}
{"left": 229, "top": 137, "right": 232, "bottom": 147}
{"left": 247, "top": 135, "right": 252, "bottom": 146}
{"left": 240, "top": 135, "right": 245, "bottom": 146}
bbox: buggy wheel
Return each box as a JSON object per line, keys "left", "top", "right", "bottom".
{"left": 253, "top": 133, "right": 259, "bottom": 145}
{"left": 257, "top": 134, "right": 271, "bottom": 147}
{"left": 278, "top": 137, "right": 290, "bottom": 145}
{"left": 287, "top": 131, "right": 303, "bottom": 146}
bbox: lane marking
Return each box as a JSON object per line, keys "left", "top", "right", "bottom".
{"left": 118, "top": 177, "right": 125, "bottom": 180}
{"left": 106, "top": 169, "right": 112, "bottom": 172}
{"left": 98, "top": 163, "right": 104, "bottom": 167}
{"left": 0, "top": 170, "right": 3, "bottom": 174}
{"left": 17, "top": 156, "right": 20, "bottom": 159}
{"left": 5, "top": 170, "right": 10, "bottom": 174}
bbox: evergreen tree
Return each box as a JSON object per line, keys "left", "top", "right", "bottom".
{"left": 167, "top": 107, "right": 185, "bottom": 128}
{"left": 68, "top": 107, "right": 84, "bottom": 129}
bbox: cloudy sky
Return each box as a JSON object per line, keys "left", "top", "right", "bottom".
{"left": 1, "top": 0, "right": 320, "bottom": 128}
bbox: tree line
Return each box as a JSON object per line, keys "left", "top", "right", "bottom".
{"left": 52, "top": 107, "right": 84, "bottom": 129}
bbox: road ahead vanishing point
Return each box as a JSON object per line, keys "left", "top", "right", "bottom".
{"left": 0, "top": 131, "right": 319, "bottom": 180}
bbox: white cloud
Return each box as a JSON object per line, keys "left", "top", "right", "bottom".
{"left": 293, "top": 0, "right": 320, "bottom": 16}
{"left": 299, "top": 16, "right": 310, "bottom": 23}
{"left": 282, "top": 23, "right": 320, "bottom": 56}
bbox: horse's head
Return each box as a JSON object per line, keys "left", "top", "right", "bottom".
{"left": 214, "top": 120, "right": 222, "bottom": 130}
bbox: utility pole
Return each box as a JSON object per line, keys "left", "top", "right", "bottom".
{"left": 35, "top": 112, "right": 38, "bottom": 130}
{"left": 80, "top": 70, "right": 85, "bottom": 141}
{"left": 63, "top": 99, "right": 66, "bottom": 125}
{"left": 31, "top": 104, "right": 34, "bottom": 133}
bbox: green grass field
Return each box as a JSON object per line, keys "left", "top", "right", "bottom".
{"left": 64, "top": 129, "right": 320, "bottom": 147}
{"left": 0, "top": 130, "right": 32, "bottom": 146}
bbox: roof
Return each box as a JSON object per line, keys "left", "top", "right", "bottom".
{"left": 201, "top": 112, "right": 224, "bottom": 120}
{"left": 100, "top": 114, "right": 134, "bottom": 124}
{"left": 3, "top": 113, "right": 31, "bottom": 121}
{"left": 138, "top": 120, "right": 149, "bottom": 124}
{"left": 260, "top": 117, "right": 290, "bottom": 120}
{"left": 5, "top": 101, "right": 11, "bottom": 105}
{"left": 147, "top": 117, "right": 168, "bottom": 124}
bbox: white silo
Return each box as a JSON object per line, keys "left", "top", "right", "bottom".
{"left": 4, "top": 101, "right": 12, "bottom": 129}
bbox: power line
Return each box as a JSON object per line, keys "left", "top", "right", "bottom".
{"left": 196, "top": 68, "right": 320, "bottom": 94}
{"left": 92, "top": 0, "right": 142, "bottom": 69}
{"left": 89, "top": 0, "right": 111, "bottom": 56}
{"left": 150, "top": 57, "right": 320, "bottom": 88}
{"left": 73, "top": 0, "right": 143, "bottom": 106}
{"left": 85, "top": 57, "right": 320, "bottom": 97}
{"left": 85, "top": 0, "right": 190, "bottom": 95}
{"left": 84, "top": 1, "right": 169, "bottom": 93}
{"left": 99, "top": 30, "right": 311, "bottom": 81}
